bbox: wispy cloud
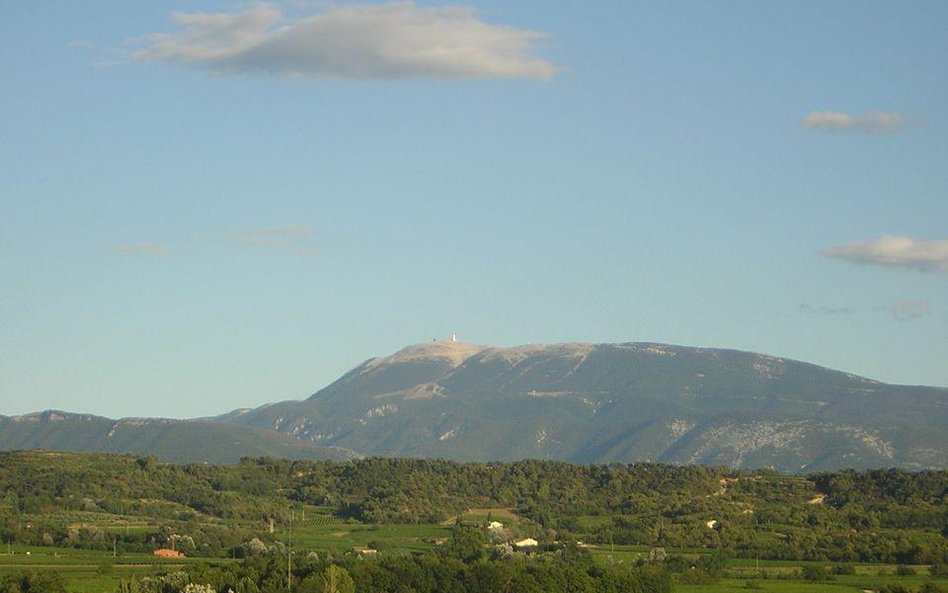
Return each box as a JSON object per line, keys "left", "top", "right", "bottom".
{"left": 135, "top": 2, "right": 556, "bottom": 80}
{"left": 235, "top": 225, "right": 315, "bottom": 255}
{"left": 115, "top": 243, "right": 171, "bottom": 256}
{"left": 799, "top": 304, "right": 853, "bottom": 316}
{"left": 882, "top": 299, "right": 932, "bottom": 322}
{"left": 802, "top": 111, "right": 907, "bottom": 133}
{"left": 822, "top": 235, "right": 948, "bottom": 272}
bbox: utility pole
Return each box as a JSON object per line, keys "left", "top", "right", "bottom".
{"left": 287, "top": 510, "right": 293, "bottom": 591}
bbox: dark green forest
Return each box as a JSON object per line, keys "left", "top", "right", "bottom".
{"left": 0, "top": 451, "right": 946, "bottom": 592}
{"left": 1, "top": 452, "right": 945, "bottom": 564}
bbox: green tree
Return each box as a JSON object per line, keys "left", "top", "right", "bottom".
{"left": 298, "top": 565, "right": 355, "bottom": 593}
{"left": 445, "top": 522, "right": 486, "bottom": 564}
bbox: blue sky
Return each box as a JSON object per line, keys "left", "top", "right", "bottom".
{"left": 2, "top": 1, "right": 946, "bottom": 419}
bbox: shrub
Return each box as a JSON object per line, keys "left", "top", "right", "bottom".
{"left": 802, "top": 564, "right": 831, "bottom": 582}
{"left": 0, "top": 572, "right": 68, "bottom": 593}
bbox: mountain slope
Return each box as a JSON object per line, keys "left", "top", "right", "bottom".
{"left": 0, "top": 410, "right": 358, "bottom": 463}
{"left": 219, "top": 341, "right": 948, "bottom": 471}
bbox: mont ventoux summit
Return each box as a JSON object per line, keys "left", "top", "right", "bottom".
{"left": 2, "top": 340, "right": 946, "bottom": 472}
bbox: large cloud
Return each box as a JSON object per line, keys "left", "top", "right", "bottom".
{"left": 135, "top": 3, "right": 556, "bottom": 80}
{"left": 802, "top": 111, "right": 906, "bottom": 133}
{"left": 822, "top": 235, "right": 948, "bottom": 272}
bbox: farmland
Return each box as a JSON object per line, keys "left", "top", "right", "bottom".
{"left": 0, "top": 452, "right": 945, "bottom": 592}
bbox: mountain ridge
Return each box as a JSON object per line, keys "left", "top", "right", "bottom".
{"left": 220, "top": 340, "right": 947, "bottom": 472}
{"left": 2, "top": 341, "right": 945, "bottom": 470}
{"left": 0, "top": 409, "right": 359, "bottom": 464}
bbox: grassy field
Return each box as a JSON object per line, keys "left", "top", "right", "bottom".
{"left": 4, "top": 543, "right": 941, "bottom": 593}
{"left": 0, "top": 544, "right": 205, "bottom": 592}
{"left": 0, "top": 515, "right": 454, "bottom": 591}
{"left": 290, "top": 521, "right": 453, "bottom": 553}
{"left": 676, "top": 572, "right": 941, "bottom": 593}
{"left": 440, "top": 507, "right": 523, "bottom": 526}
{"left": 677, "top": 581, "right": 857, "bottom": 593}
{"left": 1, "top": 516, "right": 943, "bottom": 593}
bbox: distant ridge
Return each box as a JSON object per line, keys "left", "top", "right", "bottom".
{"left": 0, "top": 410, "right": 358, "bottom": 464}
{"left": 219, "top": 341, "right": 948, "bottom": 472}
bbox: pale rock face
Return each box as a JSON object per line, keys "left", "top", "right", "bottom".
{"left": 363, "top": 340, "right": 486, "bottom": 370}
{"left": 751, "top": 356, "right": 786, "bottom": 378}
{"left": 667, "top": 419, "right": 695, "bottom": 439}
{"left": 364, "top": 404, "right": 398, "bottom": 419}
{"left": 478, "top": 343, "right": 595, "bottom": 365}
{"left": 612, "top": 343, "right": 678, "bottom": 357}
{"left": 374, "top": 382, "right": 445, "bottom": 401}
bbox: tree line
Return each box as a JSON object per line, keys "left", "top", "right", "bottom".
{"left": 0, "top": 452, "right": 945, "bottom": 565}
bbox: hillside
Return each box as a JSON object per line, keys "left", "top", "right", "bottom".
{"left": 0, "top": 410, "right": 357, "bottom": 463}
{"left": 219, "top": 341, "right": 948, "bottom": 471}
{"left": 0, "top": 451, "right": 945, "bottom": 566}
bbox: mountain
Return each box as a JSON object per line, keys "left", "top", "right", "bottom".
{"left": 218, "top": 341, "right": 948, "bottom": 472}
{"left": 4, "top": 341, "right": 945, "bottom": 471}
{"left": 0, "top": 410, "right": 358, "bottom": 464}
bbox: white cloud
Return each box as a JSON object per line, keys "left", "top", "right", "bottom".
{"left": 235, "top": 225, "right": 315, "bottom": 255}
{"left": 115, "top": 243, "right": 171, "bottom": 256}
{"left": 884, "top": 300, "right": 932, "bottom": 322}
{"left": 136, "top": 2, "right": 556, "bottom": 80}
{"left": 802, "top": 111, "right": 906, "bottom": 133}
{"left": 822, "top": 235, "right": 948, "bottom": 272}
{"left": 799, "top": 304, "right": 853, "bottom": 316}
